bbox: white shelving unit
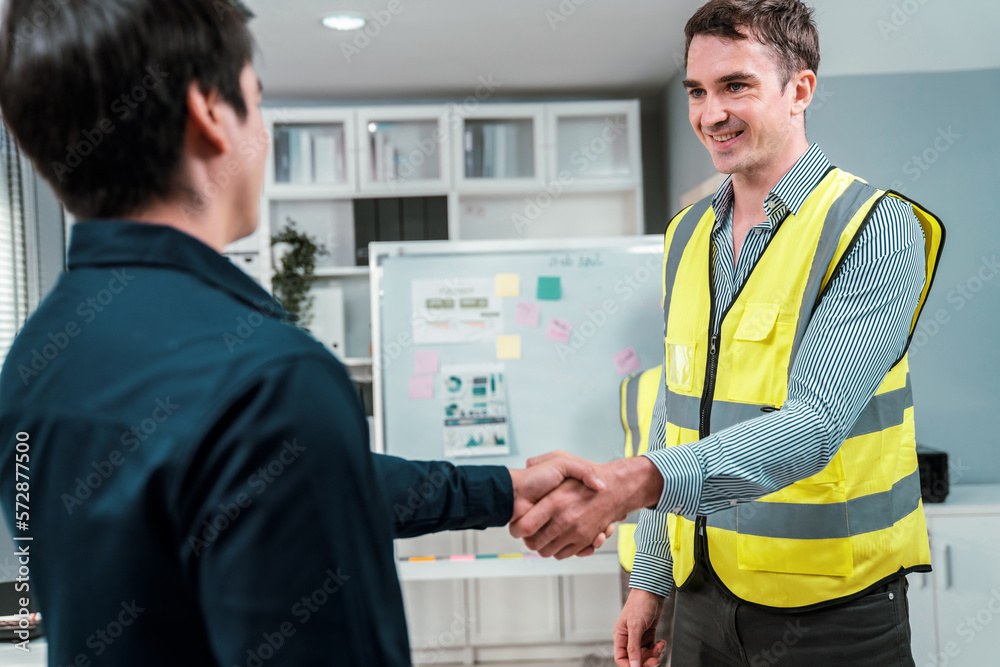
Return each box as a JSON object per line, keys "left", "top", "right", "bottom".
{"left": 224, "top": 99, "right": 645, "bottom": 365}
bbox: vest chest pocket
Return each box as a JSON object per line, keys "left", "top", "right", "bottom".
{"left": 727, "top": 303, "right": 786, "bottom": 405}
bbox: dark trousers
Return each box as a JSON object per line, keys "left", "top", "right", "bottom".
{"left": 670, "top": 560, "right": 915, "bottom": 667}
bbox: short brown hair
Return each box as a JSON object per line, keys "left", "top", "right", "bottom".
{"left": 684, "top": 0, "right": 820, "bottom": 89}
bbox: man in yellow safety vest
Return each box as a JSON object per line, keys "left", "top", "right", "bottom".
{"left": 511, "top": 1, "right": 945, "bottom": 665}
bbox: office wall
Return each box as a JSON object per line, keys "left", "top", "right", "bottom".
{"left": 663, "top": 66, "right": 1000, "bottom": 484}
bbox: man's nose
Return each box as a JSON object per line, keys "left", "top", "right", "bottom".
{"left": 701, "top": 94, "right": 728, "bottom": 129}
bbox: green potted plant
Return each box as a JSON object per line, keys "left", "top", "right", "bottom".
{"left": 270, "top": 218, "right": 329, "bottom": 330}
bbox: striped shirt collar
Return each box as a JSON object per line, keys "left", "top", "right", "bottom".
{"left": 711, "top": 143, "right": 832, "bottom": 231}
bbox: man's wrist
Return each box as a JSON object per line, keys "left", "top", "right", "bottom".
{"left": 605, "top": 456, "right": 665, "bottom": 515}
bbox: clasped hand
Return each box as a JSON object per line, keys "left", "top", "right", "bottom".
{"left": 507, "top": 450, "right": 662, "bottom": 559}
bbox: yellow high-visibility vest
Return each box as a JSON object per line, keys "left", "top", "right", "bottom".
{"left": 661, "top": 168, "right": 945, "bottom": 609}
{"left": 617, "top": 365, "right": 663, "bottom": 571}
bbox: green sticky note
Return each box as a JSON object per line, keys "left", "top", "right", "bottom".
{"left": 537, "top": 276, "right": 561, "bottom": 300}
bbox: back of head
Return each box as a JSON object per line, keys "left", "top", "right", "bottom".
{"left": 0, "top": 0, "right": 255, "bottom": 220}
{"left": 684, "top": 0, "right": 820, "bottom": 89}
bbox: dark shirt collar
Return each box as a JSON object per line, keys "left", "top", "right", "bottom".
{"left": 67, "top": 220, "right": 293, "bottom": 322}
{"left": 711, "top": 143, "right": 833, "bottom": 231}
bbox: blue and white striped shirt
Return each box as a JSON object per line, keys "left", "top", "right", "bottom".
{"left": 629, "top": 144, "right": 926, "bottom": 597}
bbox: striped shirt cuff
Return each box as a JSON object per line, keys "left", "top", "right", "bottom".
{"left": 642, "top": 444, "right": 706, "bottom": 517}
{"left": 628, "top": 551, "right": 675, "bottom": 598}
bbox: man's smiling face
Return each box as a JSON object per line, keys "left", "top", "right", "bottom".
{"left": 684, "top": 32, "right": 802, "bottom": 179}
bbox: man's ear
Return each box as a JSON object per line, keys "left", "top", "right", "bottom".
{"left": 185, "top": 81, "right": 229, "bottom": 155}
{"left": 790, "top": 69, "right": 817, "bottom": 117}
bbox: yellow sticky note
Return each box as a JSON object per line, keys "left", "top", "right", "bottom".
{"left": 496, "top": 335, "right": 522, "bottom": 360}
{"left": 495, "top": 274, "right": 520, "bottom": 298}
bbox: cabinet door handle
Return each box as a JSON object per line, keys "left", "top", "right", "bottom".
{"left": 941, "top": 542, "right": 953, "bottom": 590}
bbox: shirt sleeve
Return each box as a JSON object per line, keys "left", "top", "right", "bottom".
{"left": 629, "top": 371, "right": 675, "bottom": 597}
{"left": 641, "top": 196, "right": 926, "bottom": 517}
{"left": 178, "top": 354, "right": 410, "bottom": 666}
{"left": 374, "top": 454, "right": 514, "bottom": 538}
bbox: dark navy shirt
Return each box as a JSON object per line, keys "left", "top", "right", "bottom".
{"left": 0, "top": 221, "right": 513, "bottom": 666}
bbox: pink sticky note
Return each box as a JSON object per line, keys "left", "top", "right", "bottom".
{"left": 613, "top": 347, "right": 641, "bottom": 376}
{"left": 545, "top": 318, "right": 573, "bottom": 344}
{"left": 409, "top": 375, "right": 434, "bottom": 400}
{"left": 515, "top": 302, "right": 541, "bottom": 328}
{"left": 414, "top": 350, "right": 440, "bottom": 375}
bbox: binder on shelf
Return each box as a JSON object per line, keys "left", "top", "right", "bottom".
{"left": 401, "top": 197, "right": 427, "bottom": 241}
{"left": 354, "top": 199, "right": 377, "bottom": 266}
{"left": 288, "top": 128, "right": 303, "bottom": 183}
{"left": 482, "top": 124, "right": 495, "bottom": 178}
{"left": 383, "top": 136, "right": 397, "bottom": 181}
{"left": 299, "top": 129, "right": 313, "bottom": 183}
{"left": 372, "top": 132, "right": 383, "bottom": 182}
{"left": 313, "top": 133, "right": 337, "bottom": 184}
{"left": 333, "top": 130, "right": 345, "bottom": 183}
{"left": 472, "top": 125, "right": 483, "bottom": 178}
{"left": 494, "top": 123, "right": 507, "bottom": 179}
{"left": 425, "top": 197, "right": 448, "bottom": 240}
{"left": 464, "top": 128, "right": 474, "bottom": 178}
{"left": 274, "top": 127, "right": 291, "bottom": 183}
{"left": 376, "top": 198, "right": 402, "bottom": 242}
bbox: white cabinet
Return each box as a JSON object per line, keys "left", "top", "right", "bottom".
{"left": 231, "top": 100, "right": 646, "bottom": 368}
{"left": 907, "top": 569, "right": 937, "bottom": 664}
{"left": 397, "top": 532, "right": 470, "bottom": 665}
{"left": 395, "top": 526, "right": 619, "bottom": 665}
{"left": 264, "top": 107, "right": 358, "bottom": 198}
{"left": 452, "top": 103, "right": 547, "bottom": 194}
{"left": 908, "top": 486, "right": 1000, "bottom": 667}
{"left": 356, "top": 105, "right": 453, "bottom": 195}
{"left": 545, "top": 101, "right": 642, "bottom": 189}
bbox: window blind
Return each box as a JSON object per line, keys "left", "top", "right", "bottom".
{"left": 0, "top": 121, "right": 30, "bottom": 364}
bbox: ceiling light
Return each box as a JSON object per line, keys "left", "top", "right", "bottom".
{"left": 321, "top": 13, "right": 367, "bottom": 31}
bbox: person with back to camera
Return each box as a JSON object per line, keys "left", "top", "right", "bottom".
{"left": 0, "top": 1, "right": 618, "bottom": 664}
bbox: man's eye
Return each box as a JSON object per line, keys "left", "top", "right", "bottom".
{"left": 689, "top": 89, "right": 704, "bottom": 99}
{"left": 729, "top": 83, "right": 745, "bottom": 92}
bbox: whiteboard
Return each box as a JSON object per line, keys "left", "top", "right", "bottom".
{"left": 370, "top": 236, "right": 665, "bottom": 466}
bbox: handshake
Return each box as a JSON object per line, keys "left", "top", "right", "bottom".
{"left": 506, "top": 450, "right": 664, "bottom": 559}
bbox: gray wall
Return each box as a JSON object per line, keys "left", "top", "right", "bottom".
{"left": 663, "top": 67, "right": 1000, "bottom": 484}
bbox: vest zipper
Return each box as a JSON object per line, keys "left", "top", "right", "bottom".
{"left": 699, "top": 249, "right": 720, "bottom": 439}
{"left": 698, "top": 210, "right": 793, "bottom": 439}
{"left": 700, "top": 333, "right": 720, "bottom": 438}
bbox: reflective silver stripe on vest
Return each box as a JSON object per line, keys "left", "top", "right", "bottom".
{"left": 665, "top": 390, "right": 771, "bottom": 433}
{"left": 847, "top": 373, "right": 913, "bottom": 439}
{"left": 624, "top": 374, "right": 641, "bottom": 459}
{"left": 705, "top": 468, "right": 922, "bottom": 539}
{"left": 666, "top": 371, "right": 912, "bottom": 436}
{"left": 788, "top": 179, "right": 880, "bottom": 378}
{"left": 663, "top": 197, "right": 714, "bottom": 331}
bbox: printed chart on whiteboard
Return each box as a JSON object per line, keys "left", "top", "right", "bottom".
{"left": 441, "top": 364, "right": 510, "bottom": 458}
{"left": 411, "top": 277, "right": 503, "bottom": 345}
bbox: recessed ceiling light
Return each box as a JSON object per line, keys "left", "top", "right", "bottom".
{"left": 321, "top": 13, "right": 367, "bottom": 31}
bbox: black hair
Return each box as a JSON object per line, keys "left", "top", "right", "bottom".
{"left": 0, "top": 0, "right": 256, "bottom": 218}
